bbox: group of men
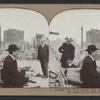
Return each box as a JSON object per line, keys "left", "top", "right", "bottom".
{"left": 1, "top": 35, "right": 100, "bottom": 88}
{"left": 58, "top": 37, "right": 100, "bottom": 88}
{"left": 1, "top": 36, "right": 49, "bottom": 87}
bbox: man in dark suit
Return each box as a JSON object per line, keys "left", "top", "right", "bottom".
{"left": 1, "top": 44, "right": 29, "bottom": 87}
{"left": 59, "top": 37, "right": 75, "bottom": 68}
{"left": 58, "top": 37, "right": 75, "bottom": 85}
{"left": 80, "top": 45, "right": 100, "bottom": 88}
{"left": 37, "top": 37, "right": 49, "bottom": 78}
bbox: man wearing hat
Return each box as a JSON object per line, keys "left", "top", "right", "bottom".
{"left": 58, "top": 37, "right": 75, "bottom": 85}
{"left": 37, "top": 37, "right": 49, "bottom": 78}
{"left": 1, "top": 44, "right": 29, "bottom": 87}
{"left": 80, "top": 45, "right": 100, "bottom": 88}
{"left": 59, "top": 37, "right": 75, "bottom": 68}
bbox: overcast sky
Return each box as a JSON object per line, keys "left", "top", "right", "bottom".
{"left": 1, "top": 9, "right": 100, "bottom": 44}
{"left": 49, "top": 9, "right": 100, "bottom": 44}
{"left": 0, "top": 8, "right": 49, "bottom": 42}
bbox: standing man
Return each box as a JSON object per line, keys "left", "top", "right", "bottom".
{"left": 59, "top": 37, "right": 75, "bottom": 68}
{"left": 37, "top": 37, "right": 49, "bottom": 78}
{"left": 1, "top": 44, "right": 29, "bottom": 87}
{"left": 58, "top": 37, "right": 75, "bottom": 85}
{"left": 80, "top": 45, "right": 100, "bottom": 88}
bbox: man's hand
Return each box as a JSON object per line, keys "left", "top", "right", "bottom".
{"left": 97, "top": 67, "right": 100, "bottom": 73}
{"left": 66, "top": 60, "right": 73, "bottom": 67}
{"left": 21, "top": 66, "right": 31, "bottom": 71}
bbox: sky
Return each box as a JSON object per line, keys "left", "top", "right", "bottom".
{"left": 0, "top": 8, "right": 49, "bottom": 42}
{"left": 49, "top": 9, "right": 100, "bottom": 44}
{"left": 1, "top": 9, "right": 100, "bottom": 44}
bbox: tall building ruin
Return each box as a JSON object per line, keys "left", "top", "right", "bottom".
{"left": 4, "top": 28, "right": 24, "bottom": 50}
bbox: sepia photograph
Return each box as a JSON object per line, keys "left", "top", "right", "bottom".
{"left": 0, "top": 4, "right": 100, "bottom": 96}
{"left": 49, "top": 9, "right": 100, "bottom": 88}
{"left": 0, "top": 8, "right": 49, "bottom": 88}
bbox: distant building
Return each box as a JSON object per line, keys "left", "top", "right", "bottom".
{"left": 29, "top": 34, "right": 46, "bottom": 59}
{"left": 1, "top": 41, "right": 5, "bottom": 51}
{"left": 4, "top": 28, "right": 24, "bottom": 50}
{"left": 30, "top": 34, "right": 49, "bottom": 55}
{"left": 86, "top": 29, "right": 100, "bottom": 46}
{"left": 30, "top": 37, "right": 35, "bottom": 48}
{"left": 24, "top": 41, "right": 30, "bottom": 50}
{"left": 35, "top": 34, "right": 44, "bottom": 48}
{"left": 32, "top": 34, "right": 44, "bottom": 52}
{"left": 32, "top": 37, "right": 36, "bottom": 48}
{"left": 86, "top": 29, "right": 100, "bottom": 58}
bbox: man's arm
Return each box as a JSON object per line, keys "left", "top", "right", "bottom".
{"left": 5, "top": 61, "right": 21, "bottom": 77}
{"left": 70, "top": 45, "right": 75, "bottom": 52}
{"left": 58, "top": 45, "right": 64, "bottom": 53}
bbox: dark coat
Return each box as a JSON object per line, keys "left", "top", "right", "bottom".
{"left": 80, "top": 55, "right": 100, "bottom": 88}
{"left": 58, "top": 43, "right": 75, "bottom": 68}
{"left": 1, "top": 55, "right": 28, "bottom": 87}
{"left": 37, "top": 44, "right": 49, "bottom": 62}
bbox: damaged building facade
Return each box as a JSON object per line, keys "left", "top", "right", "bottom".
{"left": 86, "top": 28, "right": 100, "bottom": 59}
{"left": 4, "top": 28, "right": 24, "bottom": 51}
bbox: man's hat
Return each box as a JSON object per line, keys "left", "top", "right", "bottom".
{"left": 85, "top": 45, "right": 99, "bottom": 51}
{"left": 6, "top": 44, "right": 20, "bottom": 51}
{"left": 64, "top": 37, "right": 69, "bottom": 40}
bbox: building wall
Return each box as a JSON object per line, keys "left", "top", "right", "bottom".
{"left": 86, "top": 29, "right": 100, "bottom": 58}
{"left": 4, "top": 28, "right": 24, "bottom": 50}
{"left": 24, "top": 41, "right": 30, "bottom": 50}
{"left": 86, "top": 29, "right": 100, "bottom": 47}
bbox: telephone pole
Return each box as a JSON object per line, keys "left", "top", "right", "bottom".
{"left": 0, "top": 26, "right": 1, "bottom": 50}
{"left": 81, "top": 26, "right": 83, "bottom": 50}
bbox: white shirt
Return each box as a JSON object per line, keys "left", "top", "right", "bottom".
{"left": 9, "top": 54, "right": 16, "bottom": 61}
{"left": 88, "top": 55, "right": 95, "bottom": 61}
{"left": 42, "top": 44, "right": 45, "bottom": 48}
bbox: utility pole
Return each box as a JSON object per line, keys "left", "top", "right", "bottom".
{"left": 81, "top": 26, "right": 83, "bottom": 50}
{"left": 0, "top": 26, "right": 1, "bottom": 50}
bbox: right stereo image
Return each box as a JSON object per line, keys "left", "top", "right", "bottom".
{"left": 49, "top": 9, "right": 100, "bottom": 88}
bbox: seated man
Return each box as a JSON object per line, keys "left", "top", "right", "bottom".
{"left": 1, "top": 44, "right": 29, "bottom": 87}
{"left": 80, "top": 45, "right": 100, "bottom": 88}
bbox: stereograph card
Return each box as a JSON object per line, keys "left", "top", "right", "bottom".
{"left": 0, "top": 3, "right": 100, "bottom": 96}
